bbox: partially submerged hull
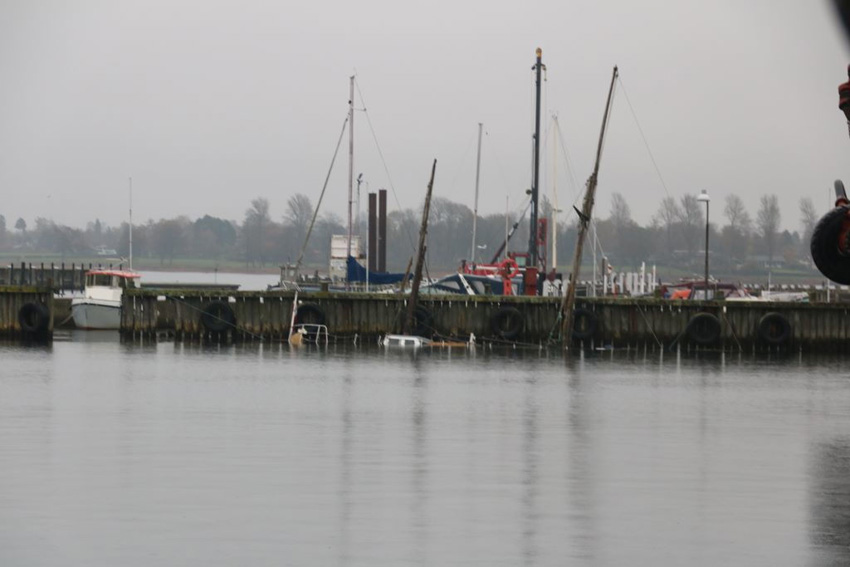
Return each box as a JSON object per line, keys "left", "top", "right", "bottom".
{"left": 71, "top": 300, "right": 121, "bottom": 330}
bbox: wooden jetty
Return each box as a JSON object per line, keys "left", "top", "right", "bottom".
{"left": 119, "top": 288, "right": 850, "bottom": 353}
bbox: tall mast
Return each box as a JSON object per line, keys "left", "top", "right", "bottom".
{"left": 470, "top": 122, "right": 483, "bottom": 263}
{"left": 128, "top": 176, "right": 133, "bottom": 271}
{"left": 551, "top": 114, "right": 559, "bottom": 271}
{"left": 404, "top": 160, "right": 437, "bottom": 335}
{"left": 528, "top": 48, "right": 544, "bottom": 270}
{"left": 560, "top": 66, "right": 618, "bottom": 346}
{"left": 347, "top": 76, "right": 355, "bottom": 263}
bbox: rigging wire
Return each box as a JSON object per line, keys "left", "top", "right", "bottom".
{"left": 448, "top": 131, "right": 476, "bottom": 202}
{"left": 354, "top": 78, "right": 418, "bottom": 254}
{"left": 564, "top": 76, "right": 618, "bottom": 221}
{"left": 617, "top": 76, "right": 672, "bottom": 200}
{"left": 595, "top": 79, "right": 617, "bottom": 182}
{"left": 553, "top": 117, "right": 581, "bottom": 202}
{"left": 539, "top": 114, "right": 582, "bottom": 213}
{"left": 483, "top": 128, "right": 524, "bottom": 203}
{"left": 293, "top": 114, "right": 349, "bottom": 279}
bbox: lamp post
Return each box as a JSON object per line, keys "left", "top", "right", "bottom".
{"left": 697, "top": 189, "right": 710, "bottom": 299}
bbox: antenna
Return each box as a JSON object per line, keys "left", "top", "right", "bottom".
{"left": 129, "top": 177, "right": 133, "bottom": 271}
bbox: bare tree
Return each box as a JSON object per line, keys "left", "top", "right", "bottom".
{"left": 716, "top": 194, "right": 751, "bottom": 263}
{"left": 609, "top": 192, "right": 637, "bottom": 264}
{"left": 677, "top": 194, "right": 704, "bottom": 255}
{"left": 285, "top": 194, "right": 314, "bottom": 240}
{"left": 723, "top": 194, "right": 752, "bottom": 235}
{"left": 652, "top": 196, "right": 681, "bottom": 254}
{"left": 609, "top": 192, "right": 633, "bottom": 226}
{"left": 244, "top": 197, "right": 272, "bottom": 266}
{"left": 756, "top": 194, "right": 781, "bottom": 265}
{"left": 799, "top": 197, "right": 818, "bottom": 248}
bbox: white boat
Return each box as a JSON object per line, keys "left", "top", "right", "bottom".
{"left": 381, "top": 334, "right": 432, "bottom": 348}
{"left": 71, "top": 269, "right": 141, "bottom": 330}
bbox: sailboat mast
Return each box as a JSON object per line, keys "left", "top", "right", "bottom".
{"left": 551, "top": 114, "right": 559, "bottom": 271}
{"left": 560, "top": 66, "right": 618, "bottom": 345}
{"left": 347, "top": 76, "right": 355, "bottom": 262}
{"left": 470, "top": 122, "right": 483, "bottom": 263}
{"left": 128, "top": 176, "right": 133, "bottom": 271}
{"left": 528, "top": 48, "right": 544, "bottom": 270}
{"left": 404, "top": 160, "right": 437, "bottom": 335}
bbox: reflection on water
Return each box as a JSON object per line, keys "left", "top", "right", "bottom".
{"left": 810, "top": 440, "right": 850, "bottom": 566}
{"left": 1, "top": 340, "right": 850, "bottom": 565}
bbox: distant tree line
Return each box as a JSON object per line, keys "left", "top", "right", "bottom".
{"left": 0, "top": 191, "right": 821, "bottom": 275}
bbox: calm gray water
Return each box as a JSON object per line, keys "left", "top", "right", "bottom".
{"left": 2, "top": 334, "right": 850, "bottom": 566}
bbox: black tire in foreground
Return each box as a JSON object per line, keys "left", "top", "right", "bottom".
{"left": 811, "top": 205, "right": 850, "bottom": 285}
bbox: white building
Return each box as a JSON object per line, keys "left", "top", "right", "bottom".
{"left": 329, "top": 235, "right": 364, "bottom": 281}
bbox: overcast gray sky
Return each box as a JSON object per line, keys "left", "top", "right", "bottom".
{"left": 1, "top": 0, "right": 849, "bottom": 234}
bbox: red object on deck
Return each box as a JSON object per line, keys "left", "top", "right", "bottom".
{"left": 523, "top": 267, "right": 539, "bottom": 296}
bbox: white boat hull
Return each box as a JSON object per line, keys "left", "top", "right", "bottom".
{"left": 71, "top": 300, "right": 121, "bottom": 330}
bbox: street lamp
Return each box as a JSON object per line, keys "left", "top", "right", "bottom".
{"left": 697, "top": 189, "right": 710, "bottom": 299}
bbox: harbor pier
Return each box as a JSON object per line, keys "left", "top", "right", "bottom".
{"left": 119, "top": 288, "right": 850, "bottom": 352}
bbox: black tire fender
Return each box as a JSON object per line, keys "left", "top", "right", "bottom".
{"left": 490, "top": 306, "right": 524, "bottom": 340}
{"left": 572, "top": 308, "right": 599, "bottom": 341}
{"left": 294, "top": 303, "right": 326, "bottom": 326}
{"left": 757, "top": 312, "right": 792, "bottom": 345}
{"left": 18, "top": 302, "right": 49, "bottom": 333}
{"left": 811, "top": 205, "right": 850, "bottom": 285}
{"left": 201, "top": 301, "right": 236, "bottom": 332}
{"left": 686, "top": 312, "right": 721, "bottom": 345}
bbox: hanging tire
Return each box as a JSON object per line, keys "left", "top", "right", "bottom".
{"left": 294, "top": 303, "right": 326, "bottom": 327}
{"left": 201, "top": 301, "right": 236, "bottom": 332}
{"left": 757, "top": 312, "right": 792, "bottom": 345}
{"left": 572, "top": 308, "right": 599, "bottom": 341}
{"left": 686, "top": 312, "right": 721, "bottom": 345}
{"left": 410, "top": 305, "right": 433, "bottom": 337}
{"left": 811, "top": 205, "right": 850, "bottom": 285}
{"left": 18, "top": 302, "right": 49, "bottom": 333}
{"left": 490, "top": 306, "right": 524, "bottom": 340}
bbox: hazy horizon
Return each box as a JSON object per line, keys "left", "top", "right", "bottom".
{"left": 2, "top": 1, "right": 849, "bottom": 234}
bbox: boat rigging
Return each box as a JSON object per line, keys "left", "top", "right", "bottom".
{"left": 560, "top": 65, "right": 619, "bottom": 345}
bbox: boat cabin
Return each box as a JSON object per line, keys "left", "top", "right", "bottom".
{"left": 420, "top": 273, "right": 520, "bottom": 296}
{"left": 85, "top": 270, "right": 140, "bottom": 290}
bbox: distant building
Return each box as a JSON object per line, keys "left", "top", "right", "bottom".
{"left": 94, "top": 245, "right": 118, "bottom": 256}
